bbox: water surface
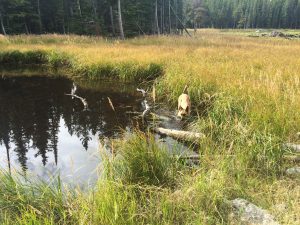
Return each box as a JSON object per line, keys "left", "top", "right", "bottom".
{"left": 0, "top": 76, "right": 142, "bottom": 184}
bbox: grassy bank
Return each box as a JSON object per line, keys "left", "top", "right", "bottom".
{"left": 0, "top": 30, "right": 300, "bottom": 224}
{"left": 0, "top": 132, "right": 299, "bottom": 224}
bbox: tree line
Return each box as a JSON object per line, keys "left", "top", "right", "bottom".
{"left": 185, "top": 0, "right": 300, "bottom": 29}
{"left": 0, "top": 0, "right": 185, "bottom": 38}
{"left": 1, "top": 0, "right": 300, "bottom": 38}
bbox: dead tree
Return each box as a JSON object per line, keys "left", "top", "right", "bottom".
{"left": 37, "top": 0, "right": 42, "bottom": 33}
{"left": 117, "top": 0, "right": 125, "bottom": 40}
{"left": 155, "top": 0, "right": 160, "bottom": 35}
{"left": 110, "top": 6, "right": 115, "bottom": 36}
{"left": 168, "top": 0, "right": 171, "bottom": 33}
{"left": 170, "top": 4, "right": 191, "bottom": 37}
{"left": 0, "top": 12, "right": 6, "bottom": 35}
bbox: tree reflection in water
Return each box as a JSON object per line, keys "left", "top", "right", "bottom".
{"left": 0, "top": 76, "right": 142, "bottom": 175}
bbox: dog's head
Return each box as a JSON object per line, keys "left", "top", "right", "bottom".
{"left": 177, "top": 106, "right": 189, "bottom": 119}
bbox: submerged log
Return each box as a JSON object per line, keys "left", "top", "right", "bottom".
{"left": 154, "top": 127, "right": 205, "bottom": 142}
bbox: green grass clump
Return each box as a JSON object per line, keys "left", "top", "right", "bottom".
{"left": 0, "top": 172, "right": 69, "bottom": 224}
{"left": 107, "top": 132, "right": 183, "bottom": 187}
{"left": 0, "top": 50, "right": 47, "bottom": 65}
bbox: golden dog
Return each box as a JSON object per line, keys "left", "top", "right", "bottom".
{"left": 177, "top": 85, "right": 191, "bottom": 119}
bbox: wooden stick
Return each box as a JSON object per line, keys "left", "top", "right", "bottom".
{"left": 154, "top": 127, "right": 205, "bottom": 142}
{"left": 65, "top": 93, "right": 89, "bottom": 110}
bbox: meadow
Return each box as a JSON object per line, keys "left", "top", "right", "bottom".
{"left": 0, "top": 29, "right": 299, "bottom": 224}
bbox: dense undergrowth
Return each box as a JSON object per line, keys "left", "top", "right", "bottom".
{"left": 0, "top": 30, "right": 299, "bottom": 224}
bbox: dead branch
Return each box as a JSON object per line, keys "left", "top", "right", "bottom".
{"left": 65, "top": 93, "right": 89, "bottom": 110}
{"left": 142, "top": 99, "right": 151, "bottom": 118}
{"left": 137, "top": 88, "right": 147, "bottom": 97}
{"left": 154, "top": 127, "right": 205, "bottom": 142}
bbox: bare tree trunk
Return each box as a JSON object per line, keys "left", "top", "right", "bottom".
{"left": 77, "top": 0, "right": 82, "bottom": 17}
{"left": 0, "top": 12, "right": 6, "bottom": 35}
{"left": 37, "top": 0, "right": 42, "bottom": 33}
{"left": 24, "top": 22, "right": 29, "bottom": 34}
{"left": 62, "top": 0, "right": 66, "bottom": 34}
{"left": 117, "top": 0, "right": 125, "bottom": 40}
{"left": 91, "top": 0, "right": 100, "bottom": 35}
{"left": 175, "top": 0, "right": 178, "bottom": 33}
{"left": 170, "top": 4, "right": 191, "bottom": 37}
{"left": 168, "top": 0, "right": 171, "bottom": 34}
{"left": 155, "top": 0, "right": 160, "bottom": 35}
{"left": 5, "top": 144, "right": 11, "bottom": 174}
{"left": 160, "top": 0, "right": 163, "bottom": 34}
{"left": 110, "top": 6, "right": 115, "bottom": 36}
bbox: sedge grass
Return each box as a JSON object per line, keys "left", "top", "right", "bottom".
{"left": 0, "top": 30, "right": 300, "bottom": 224}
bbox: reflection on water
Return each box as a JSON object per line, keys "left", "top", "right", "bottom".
{"left": 0, "top": 76, "right": 142, "bottom": 184}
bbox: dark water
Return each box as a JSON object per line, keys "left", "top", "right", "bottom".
{"left": 0, "top": 76, "right": 143, "bottom": 184}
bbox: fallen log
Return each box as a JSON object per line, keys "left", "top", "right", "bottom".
{"left": 154, "top": 127, "right": 205, "bottom": 142}
{"left": 65, "top": 93, "right": 89, "bottom": 110}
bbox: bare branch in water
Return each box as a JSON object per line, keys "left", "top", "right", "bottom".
{"left": 65, "top": 93, "right": 89, "bottom": 111}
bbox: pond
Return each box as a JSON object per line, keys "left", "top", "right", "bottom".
{"left": 0, "top": 76, "right": 144, "bottom": 185}
{"left": 0, "top": 75, "right": 194, "bottom": 187}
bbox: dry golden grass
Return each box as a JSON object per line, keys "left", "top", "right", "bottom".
{"left": 1, "top": 30, "right": 300, "bottom": 224}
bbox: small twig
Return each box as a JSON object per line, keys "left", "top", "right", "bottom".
{"left": 107, "top": 97, "right": 115, "bottom": 111}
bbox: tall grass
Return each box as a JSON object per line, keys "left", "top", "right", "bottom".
{"left": 0, "top": 30, "right": 300, "bottom": 224}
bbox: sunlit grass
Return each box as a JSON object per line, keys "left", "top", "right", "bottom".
{"left": 0, "top": 29, "right": 300, "bottom": 224}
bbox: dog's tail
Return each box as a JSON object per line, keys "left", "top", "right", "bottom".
{"left": 183, "top": 85, "right": 188, "bottom": 94}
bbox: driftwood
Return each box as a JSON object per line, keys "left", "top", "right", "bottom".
{"left": 137, "top": 88, "right": 151, "bottom": 118}
{"left": 154, "top": 127, "right": 205, "bottom": 142}
{"left": 142, "top": 99, "right": 151, "bottom": 118}
{"left": 65, "top": 93, "right": 89, "bottom": 110}
{"left": 283, "top": 143, "right": 300, "bottom": 153}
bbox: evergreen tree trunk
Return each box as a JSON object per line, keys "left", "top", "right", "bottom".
{"left": 168, "top": 0, "right": 171, "bottom": 34}
{"left": 0, "top": 12, "right": 6, "bottom": 35}
{"left": 77, "top": 0, "right": 82, "bottom": 17}
{"left": 37, "top": 0, "right": 42, "bottom": 33}
{"left": 110, "top": 6, "right": 115, "bottom": 36}
{"left": 25, "top": 22, "right": 29, "bottom": 34}
{"left": 162, "top": 0, "right": 165, "bottom": 34}
{"left": 91, "top": 0, "right": 100, "bottom": 35}
{"left": 117, "top": 0, "right": 124, "bottom": 40}
{"left": 175, "top": 0, "right": 178, "bottom": 32}
{"left": 155, "top": 0, "right": 160, "bottom": 35}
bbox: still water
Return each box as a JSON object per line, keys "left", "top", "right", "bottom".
{"left": 0, "top": 76, "right": 143, "bottom": 185}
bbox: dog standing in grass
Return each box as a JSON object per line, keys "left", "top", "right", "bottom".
{"left": 177, "top": 85, "right": 191, "bottom": 119}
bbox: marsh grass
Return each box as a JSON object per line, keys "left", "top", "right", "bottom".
{"left": 0, "top": 30, "right": 300, "bottom": 224}
{"left": 0, "top": 131, "right": 299, "bottom": 224}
